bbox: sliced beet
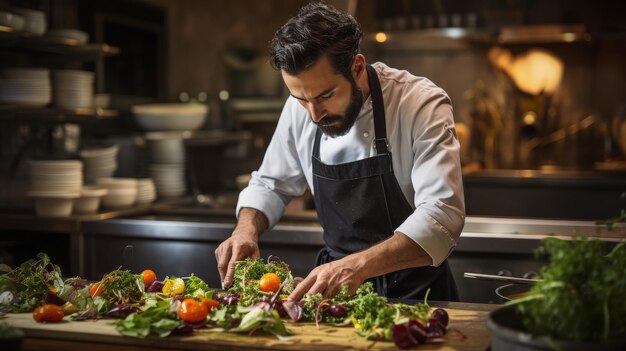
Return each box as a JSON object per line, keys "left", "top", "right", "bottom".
{"left": 44, "top": 292, "right": 66, "bottom": 306}
{"left": 431, "top": 308, "right": 449, "bottom": 327}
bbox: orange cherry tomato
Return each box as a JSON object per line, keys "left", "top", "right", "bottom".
{"left": 33, "top": 304, "right": 64, "bottom": 323}
{"left": 178, "top": 298, "right": 208, "bottom": 323}
{"left": 89, "top": 282, "right": 104, "bottom": 297}
{"left": 197, "top": 295, "right": 220, "bottom": 311}
{"left": 258, "top": 272, "right": 281, "bottom": 293}
{"left": 141, "top": 269, "right": 157, "bottom": 287}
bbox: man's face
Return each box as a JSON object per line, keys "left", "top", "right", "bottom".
{"left": 282, "top": 55, "right": 364, "bottom": 137}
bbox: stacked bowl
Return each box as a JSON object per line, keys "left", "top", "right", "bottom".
{"left": 96, "top": 178, "right": 138, "bottom": 210}
{"left": 79, "top": 145, "right": 119, "bottom": 184}
{"left": 136, "top": 178, "right": 157, "bottom": 204}
{"left": 27, "top": 160, "right": 82, "bottom": 217}
{"left": 145, "top": 132, "right": 187, "bottom": 198}
{"left": 52, "top": 69, "right": 94, "bottom": 110}
{"left": 73, "top": 186, "right": 108, "bottom": 214}
{"left": 0, "top": 68, "right": 51, "bottom": 106}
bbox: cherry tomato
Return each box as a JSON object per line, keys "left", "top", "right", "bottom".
{"left": 258, "top": 272, "right": 281, "bottom": 293}
{"left": 197, "top": 295, "right": 220, "bottom": 311}
{"left": 89, "top": 282, "right": 104, "bottom": 297}
{"left": 141, "top": 269, "right": 157, "bottom": 287}
{"left": 33, "top": 304, "right": 64, "bottom": 323}
{"left": 178, "top": 298, "right": 208, "bottom": 323}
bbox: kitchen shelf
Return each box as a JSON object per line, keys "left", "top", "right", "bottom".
{"left": 0, "top": 105, "right": 118, "bottom": 124}
{"left": 0, "top": 28, "right": 120, "bottom": 60}
{"left": 364, "top": 24, "right": 592, "bottom": 52}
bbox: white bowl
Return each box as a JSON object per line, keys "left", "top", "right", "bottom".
{"left": 132, "top": 103, "right": 208, "bottom": 131}
{"left": 73, "top": 186, "right": 108, "bottom": 214}
{"left": 28, "top": 192, "right": 78, "bottom": 217}
{"left": 101, "top": 187, "right": 137, "bottom": 209}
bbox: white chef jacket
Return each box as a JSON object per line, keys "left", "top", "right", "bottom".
{"left": 236, "top": 62, "right": 465, "bottom": 266}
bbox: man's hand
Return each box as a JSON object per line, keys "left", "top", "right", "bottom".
{"left": 215, "top": 208, "right": 268, "bottom": 289}
{"left": 287, "top": 233, "right": 433, "bottom": 301}
{"left": 287, "top": 257, "right": 366, "bottom": 301}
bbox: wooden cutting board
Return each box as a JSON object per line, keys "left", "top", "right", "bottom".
{"left": 7, "top": 304, "right": 495, "bottom": 351}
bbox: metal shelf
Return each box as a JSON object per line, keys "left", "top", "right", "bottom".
{"left": 0, "top": 29, "right": 120, "bottom": 60}
{"left": 363, "top": 24, "right": 592, "bottom": 52}
{"left": 0, "top": 105, "right": 118, "bottom": 125}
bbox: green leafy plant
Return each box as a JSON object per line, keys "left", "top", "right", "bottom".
{"left": 511, "top": 238, "right": 626, "bottom": 342}
{"left": 0, "top": 253, "right": 64, "bottom": 312}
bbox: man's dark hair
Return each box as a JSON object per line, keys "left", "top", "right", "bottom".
{"left": 269, "top": 1, "right": 362, "bottom": 79}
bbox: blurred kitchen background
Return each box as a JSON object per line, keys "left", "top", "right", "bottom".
{"left": 0, "top": 0, "right": 624, "bottom": 303}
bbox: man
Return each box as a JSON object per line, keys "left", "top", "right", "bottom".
{"left": 215, "top": 2, "right": 465, "bottom": 302}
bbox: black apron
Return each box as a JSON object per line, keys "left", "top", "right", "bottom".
{"left": 311, "top": 64, "right": 458, "bottom": 301}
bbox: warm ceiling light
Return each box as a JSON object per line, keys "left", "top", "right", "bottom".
{"left": 375, "top": 32, "right": 387, "bottom": 43}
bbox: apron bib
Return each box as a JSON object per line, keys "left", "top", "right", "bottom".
{"left": 311, "top": 64, "right": 458, "bottom": 301}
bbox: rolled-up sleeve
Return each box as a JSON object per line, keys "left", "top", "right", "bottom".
{"left": 395, "top": 89, "right": 465, "bottom": 266}
{"left": 236, "top": 98, "right": 309, "bottom": 228}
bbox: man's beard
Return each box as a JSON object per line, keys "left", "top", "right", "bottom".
{"left": 315, "top": 78, "right": 364, "bottom": 137}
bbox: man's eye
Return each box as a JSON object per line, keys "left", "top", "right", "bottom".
{"left": 319, "top": 93, "right": 333, "bottom": 100}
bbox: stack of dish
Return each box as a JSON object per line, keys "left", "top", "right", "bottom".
{"left": 52, "top": 69, "right": 94, "bottom": 110}
{"left": 145, "top": 132, "right": 187, "bottom": 198}
{"left": 136, "top": 178, "right": 157, "bottom": 204}
{"left": 79, "top": 145, "right": 119, "bottom": 184}
{"left": 0, "top": 68, "right": 51, "bottom": 106}
{"left": 148, "top": 163, "right": 186, "bottom": 198}
{"left": 27, "top": 160, "right": 82, "bottom": 217}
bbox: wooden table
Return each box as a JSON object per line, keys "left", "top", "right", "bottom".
{"left": 5, "top": 302, "right": 497, "bottom": 351}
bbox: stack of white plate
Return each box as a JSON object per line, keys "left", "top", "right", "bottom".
{"left": 52, "top": 69, "right": 94, "bottom": 110}
{"left": 79, "top": 145, "right": 119, "bottom": 184}
{"left": 0, "top": 68, "right": 51, "bottom": 106}
{"left": 136, "top": 178, "right": 157, "bottom": 204}
{"left": 148, "top": 163, "right": 186, "bottom": 198}
{"left": 28, "top": 160, "right": 83, "bottom": 196}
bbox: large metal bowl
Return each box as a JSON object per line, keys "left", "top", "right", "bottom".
{"left": 488, "top": 304, "right": 626, "bottom": 351}
{"left": 495, "top": 283, "right": 530, "bottom": 303}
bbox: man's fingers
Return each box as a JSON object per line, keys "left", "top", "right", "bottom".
{"left": 223, "top": 260, "right": 238, "bottom": 289}
{"left": 288, "top": 274, "right": 316, "bottom": 301}
{"left": 223, "top": 246, "right": 242, "bottom": 288}
{"left": 215, "top": 244, "right": 232, "bottom": 286}
{"left": 308, "top": 279, "right": 329, "bottom": 297}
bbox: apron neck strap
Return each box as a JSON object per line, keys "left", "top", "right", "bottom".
{"left": 366, "top": 64, "right": 389, "bottom": 154}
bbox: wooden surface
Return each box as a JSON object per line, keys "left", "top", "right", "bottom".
{"left": 7, "top": 303, "right": 496, "bottom": 351}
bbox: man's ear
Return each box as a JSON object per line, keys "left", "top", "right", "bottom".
{"left": 352, "top": 54, "right": 366, "bottom": 78}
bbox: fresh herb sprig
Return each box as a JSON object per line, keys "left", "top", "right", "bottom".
{"left": 99, "top": 269, "right": 144, "bottom": 305}
{"left": 230, "top": 257, "right": 294, "bottom": 306}
{"left": 0, "top": 253, "right": 64, "bottom": 312}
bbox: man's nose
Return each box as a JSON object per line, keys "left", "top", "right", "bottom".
{"left": 309, "top": 103, "right": 326, "bottom": 123}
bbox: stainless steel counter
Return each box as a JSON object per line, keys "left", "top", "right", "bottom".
{"left": 79, "top": 213, "right": 623, "bottom": 303}
{"left": 2, "top": 201, "right": 623, "bottom": 303}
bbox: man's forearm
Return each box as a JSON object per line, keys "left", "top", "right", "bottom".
{"left": 345, "top": 232, "right": 433, "bottom": 279}
{"left": 235, "top": 207, "right": 269, "bottom": 239}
